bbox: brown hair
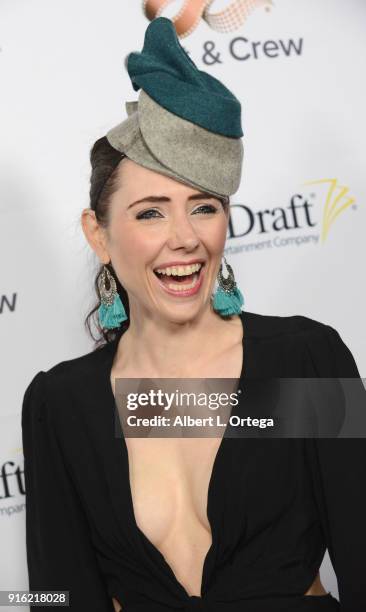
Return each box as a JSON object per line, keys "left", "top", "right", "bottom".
{"left": 84, "top": 136, "right": 130, "bottom": 348}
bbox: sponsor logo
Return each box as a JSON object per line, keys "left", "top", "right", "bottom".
{"left": 0, "top": 293, "right": 17, "bottom": 315}
{"left": 304, "top": 178, "right": 356, "bottom": 242}
{"left": 143, "top": 0, "right": 273, "bottom": 38}
{"left": 142, "top": 2, "right": 302, "bottom": 65}
{"left": 225, "top": 178, "right": 356, "bottom": 254}
{"left": 199, "top": 35, "right": 303, "bottom": 65}
{"left": 0, "top": 453, "right": 26, "bottom": 519}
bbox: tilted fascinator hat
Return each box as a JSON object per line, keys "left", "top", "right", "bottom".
{"left": 97, "top": 16, "right": 245, "bottom": 329}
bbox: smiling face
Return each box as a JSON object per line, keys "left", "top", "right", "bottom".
{"left": 83, "top": 157, "right": 230, "bottom": 324}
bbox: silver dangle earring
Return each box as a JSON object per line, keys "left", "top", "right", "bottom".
{"left": 212, "top": 255, "right": 244, "bottom": 316}
{"left": 97, "top": 264, "right": 128, "bottom": 329}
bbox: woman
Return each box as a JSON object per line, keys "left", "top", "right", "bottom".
{"left": 22, "top": 17, "right": 365, "bottom": 612}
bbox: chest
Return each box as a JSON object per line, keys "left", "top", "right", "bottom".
{"left": 126, "top": 435, "right": 222, "bottom": 544}
{"left": 109, "top": 330, "right": 244, "bottom": 595}
{"left": 112, "top": 334, "right": 243, "bottom": 534}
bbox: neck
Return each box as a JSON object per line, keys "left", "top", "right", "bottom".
{"left": 114, "top": 308, "right": 238, "bottom": 377}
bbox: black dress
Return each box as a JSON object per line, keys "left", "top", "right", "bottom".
{"left": 21, "top": 311, "right": 366, "bottom": 612}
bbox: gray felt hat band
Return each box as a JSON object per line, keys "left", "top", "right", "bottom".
{"left": 106, "top": 90, "right": 244, "bottom": 199}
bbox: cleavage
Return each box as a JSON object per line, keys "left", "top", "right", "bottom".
{"left": 126, "top": 436, "right": 223, "bottom": 596}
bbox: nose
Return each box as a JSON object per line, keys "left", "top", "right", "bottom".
{"left": 166, "top": 214, "right": 200, "bottom": 251}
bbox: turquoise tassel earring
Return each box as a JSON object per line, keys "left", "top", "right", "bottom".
{"left": 97, "top": 264, "right": 128, "bottom": 329}
{"left": 212, "top": 256, "right": 244, "bottom": 316}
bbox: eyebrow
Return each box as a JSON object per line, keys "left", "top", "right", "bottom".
{"left": 127, "top": 191, "right": 223, "bottom": 209}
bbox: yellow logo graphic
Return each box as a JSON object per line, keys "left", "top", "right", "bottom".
{"left": 143, "top": 0, "right": 273, "bottom": 38}
{"left": 303, "top": 179, "right": 356, "bottom": 242}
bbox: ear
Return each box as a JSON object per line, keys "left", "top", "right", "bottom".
{"left": 81, "top": 208, "right": 110, "bottom": 264}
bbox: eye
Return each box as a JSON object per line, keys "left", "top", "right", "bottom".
{"left": 193, "top": 205, "right": 219, "bottom": 214}
{"left": 136, "top": 209, "right": 162, "bottom": 220}
{"left": 135, "top": 204, "right": 219, "bottom": 221}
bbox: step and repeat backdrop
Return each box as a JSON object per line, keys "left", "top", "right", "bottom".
{"left": 1, "top": 0, "right": 365, "bottom": 609}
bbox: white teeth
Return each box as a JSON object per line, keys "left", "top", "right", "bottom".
{"left": 166, "top": 274, "right": 200, "bottom": 291}
{"left": 155, "top": 263, "right": 202, "bottom": 276}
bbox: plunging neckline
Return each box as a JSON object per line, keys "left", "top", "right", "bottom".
{"left": 104, "top": 312, "right": 246, "bottom": 601}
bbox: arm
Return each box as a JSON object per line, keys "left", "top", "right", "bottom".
{"left": 22, "top": 370, "right": 114, "bottom": 611}
{"left": 302, "top": 322, "right": 366, "bottom": 611}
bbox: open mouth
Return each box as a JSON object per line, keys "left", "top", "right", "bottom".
{"left": 153, "top": 263, "right": 205, "bottom": 290}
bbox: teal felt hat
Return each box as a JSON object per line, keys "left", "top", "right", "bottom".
{"left": 127, "top": 17, "right": 243, "bottom": 139}
{"left": 106, "top": 17, "right": 244, "bottom": 198}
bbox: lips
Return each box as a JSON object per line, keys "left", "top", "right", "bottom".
{"left": 153, "top": 263, "right": 205, "bottom": 285}
{"left": 153, "top": 262, "right": 205, "bottom": 297}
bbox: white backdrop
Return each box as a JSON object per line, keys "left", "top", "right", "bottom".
{"left": 1, "top": 0, "right": 365, "bottom": 609}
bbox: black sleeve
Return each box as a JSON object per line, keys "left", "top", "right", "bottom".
{"left": 302, "top": 322, "right": 366, "bottom": 611}
{"left": 21, "top": 371, "right": 114, "bottom": 611}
